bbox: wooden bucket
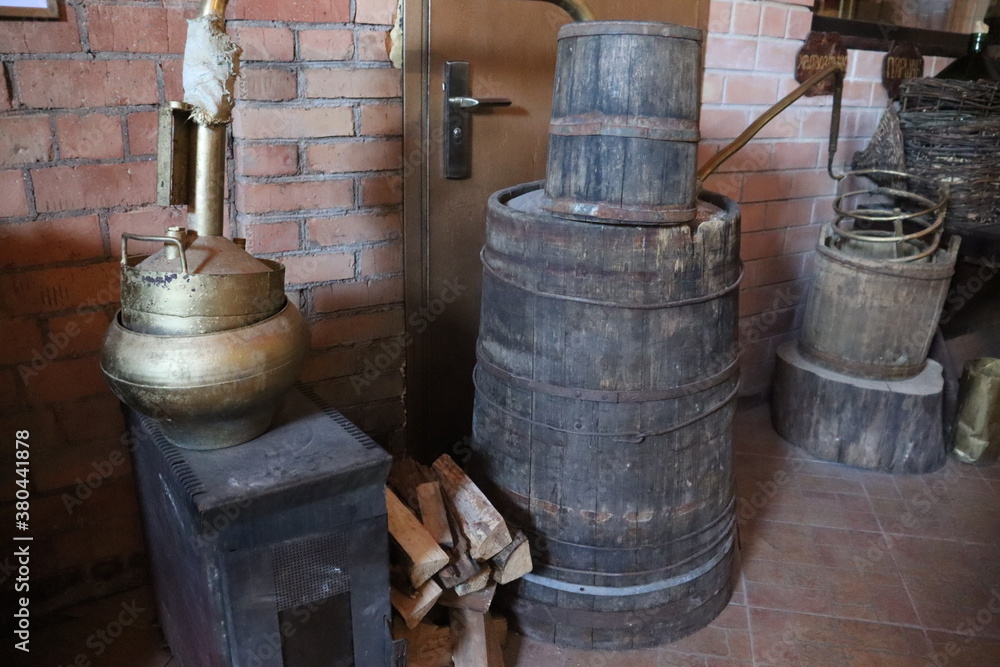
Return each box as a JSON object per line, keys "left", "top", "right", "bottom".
{"left": 799, "top": 228, "right": 960, "bottom": 380}
{"left": 470, "top": 182, "right": 741, "bottom": 649}
{"left": 542, "top": 21, "right": 703, "bottom": 225}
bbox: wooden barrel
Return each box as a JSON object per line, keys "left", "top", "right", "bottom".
{"left": 470, "top": 182, "right": 740, "bottom": 649}
{"left": 542, "top": 21, "right": 703, "bottom": 225}
{"left": 799, "top": 229, "right": 960, "bottom": 380}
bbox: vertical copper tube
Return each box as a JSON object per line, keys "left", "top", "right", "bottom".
{"left": 187, "top": 0, "right": 231, "bottom": 238}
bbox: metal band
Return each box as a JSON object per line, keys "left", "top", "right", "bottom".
{"left": 815, "top": 241, "right": 956, "bottom": 281}
{"left": 798, "top": 340, "right": 926, "bottom": 381}
{"left": 481, "top": 248, "right": 744, "bottom": 310}
{"left": 521, "top": 534, "right": 733, "bottom": 597}
{"left": 475, "top": 348, "right": 739, "bottom": 404}
{"left": 558, "top": 20, "right": 703, "bottom": 42}
{"left": 550, "top": 114, "right": 700, "bottom": 142}
{"left": 473, "top": 366, "right": 739, "bottom": 444}
{"left": 541, "top": 196, "right": 698, "bottom": 224}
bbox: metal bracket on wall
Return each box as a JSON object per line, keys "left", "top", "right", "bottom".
{"left": 444, "top": 61, "right": 512, "bottom": 180}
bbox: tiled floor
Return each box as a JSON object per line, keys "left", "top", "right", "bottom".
{"left": 31, "top": 404, "right": 1000, "bottom": 666}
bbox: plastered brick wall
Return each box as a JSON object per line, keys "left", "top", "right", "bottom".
{"left": 701, "top": 0, "right": 950, "bottom": 395}
{"left": 0, "top": 0, "right": 402, "bottom": 612}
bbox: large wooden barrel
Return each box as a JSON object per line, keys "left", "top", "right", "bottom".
{"left": 470, "top": 182, "right": 740, "bottom": 649}
{"left": 542, "top": 21, "right": 703, "bottom": 225}
{"left": 799, "top": 229, "right": 960, "bottom": 380}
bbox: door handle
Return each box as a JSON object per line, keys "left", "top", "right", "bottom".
{"left": 445, "top": 61, "right": 511, "bottom": 179}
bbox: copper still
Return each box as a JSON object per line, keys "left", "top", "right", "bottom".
{"left": 101, "top": 0, "right": 308, "bottom": 450}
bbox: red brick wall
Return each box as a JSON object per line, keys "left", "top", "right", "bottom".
{"left": 0, "top": 0, "right": 402, "bottom": 612}
{"left": 701, "top": 0, "right": 950, "bottom": 395}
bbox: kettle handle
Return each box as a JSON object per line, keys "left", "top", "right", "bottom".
{"left": 121, "top": 233, "right": 190, "bottom": 274}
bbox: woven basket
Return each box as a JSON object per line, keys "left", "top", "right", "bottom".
{"left": 856, "top": 79, "right": 1000, "bottom": 230}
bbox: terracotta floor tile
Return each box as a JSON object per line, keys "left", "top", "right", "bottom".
{"left": 903, "top": 575, "right": 1000, "bottom": 638}
{"left": 924, "top": 629, "right": 1000, "bottom": 666}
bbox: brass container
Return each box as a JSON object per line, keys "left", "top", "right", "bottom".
{"left": 120, "top": 229, "right": 286, "bottom": 335}
{"left": 101, "top": 302, "right": 309, "bottom": 450}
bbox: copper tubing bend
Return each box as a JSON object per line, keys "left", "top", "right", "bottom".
{"left": 533, "top": 0, "right": 596, "bottom": 22}
{"left": 200, "top": 0, "right": 228, "bottom": 18}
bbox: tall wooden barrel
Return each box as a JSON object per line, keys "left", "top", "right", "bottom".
{"left": 799, "top": 229, "right": 960, "bottom": 380}
{"left": 543, "top": 21, "right": 703, "bottom": 225}
{"left": 470, "top": 182, "right": 741, "bottom": 649}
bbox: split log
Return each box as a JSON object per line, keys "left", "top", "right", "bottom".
{"left": 386, "top": 487, "right": 450, "bottom": 588}
{"left": 432, "top": 455, "right": 512, "bottom": 561}
{"left": 485, "top": 613, "right": 507, "bottom": 667}
{"left": 439, "top": 582, "right": 497, "bottom": 614}
{"left": 454, "top": 565, "right": 492, "bottom": 597}
{"left": 417, "top": 481, "right": 454, "bottom": 548}
{"left": 489, "top": 529, "right": 532, "bottom": 585}
{"left": 391, "top": 580, "right": 444, "bottom": 630}
{"left": 449, "top": 608, "right": 489, "bottom": 667}
{"left": 391, "top": 618, "right": 452, "bottom": 667}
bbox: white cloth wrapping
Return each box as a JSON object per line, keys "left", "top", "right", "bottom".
{"left": 182, "top": 17, "right": 242, "bottom": 125}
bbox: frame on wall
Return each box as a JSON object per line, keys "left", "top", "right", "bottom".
{"left": 0, "top": 0, "right": 58, "bottom": 19}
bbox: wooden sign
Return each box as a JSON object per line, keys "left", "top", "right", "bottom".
{"left": 795, "top": 32, "right": 848, "bottom": 96}
{"left": 882, "top": 42, "right": 923, "bottom": 99}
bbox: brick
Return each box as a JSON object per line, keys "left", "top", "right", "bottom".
{"left": 17, "top": 60, "right": 158, "bottom": 109}
{"left": 786, "top": 7, "right": 813, "bottom": 40}
{"left": 792, "top": 170, "right": 838, "bottom": 199}
{"left": 227, "top": 0, "right": 350, "bottom": 22}
{"left": 236, "top": 68, "right": 298, "bottom": 102}
{"left": 314, "top": 276, "right": 403, "bottom": 312}
{"left": 0, "top": 63, "right": 11, "bottom": 111}
{"left": 785, "top": 224, "right": 822, "bottom": 254}
{"left": 310, "top": 309, "right": 404, "bottom": 348}
{"left": 741, "top": 230, "right": 786, "bottom": 261}
{"left": 763, "top": 199, "right": 816, "bottom": 230}
{"left": 360, "top": 104, "right": 402, "bottom": 135}
{"left": 700, "top": 107, "right": 750, "bottom": 140}
{"left": 299, "top": 29, "right": 355, "bottom": 61}
{"left": 702, "top": 72, "right": 724, "bottom": 104}
{"left": 725, "top": 74, "right": 779, "bottom": 105}
{"left": 281, "top": 251, "right": 355, "bottom": 284}
{"left": 309, "top": 213, "right": 400, "bottom": 246}
{"left": 162, "top": 59, "right": 184, "bottom": 102}
{"left": 236, "top": 144, "right": 298, "bottom": 177}
{"left": 760, "top": 6, "right": 789, "bottom": 38}
{"left": 732, "top": 1, "right": 761, "bottom": 35}
{"left": 0, "top": 170, "right": 29, "bottom": 217}
{"left": 88, "top": 5, "right": 186, "bottom": 54}
{"left": 0, "top": 262, "right": 120, "bottom": 316}
{"left": 230, "top": 27, "right": 295, "bottom": 61}
{"left": 108, "top": 207, "right": 188, "bottom": 257}
{"left": 359, "top": 243, "right": 402, "bottom": 276}
{"left": 0, "top": 318, "right": 43, "bottom": 365}
{"left": 237, "top": 179, "right": 353, "bottom": 214}
{"left": 32, "top": 161, "right": 156, "bottom": 212}
{"left": 360, "top": 174, "right": 402, "bottom": 206}
{"left": 234, "top": 106, "right": 353, "bottom": 140}
{"left": 0, "top": 4, "right": 81, "bottom": 53}
{"left": 709, "top": 142, "right": 770, "bottom": 174}
{"left": 305, "top": 68, "right": 402, "bottom": 98}
{"left": 742, "top": 172, "right": 795, "bottom": 203}
{"left": 0, "top": 216, "right": 103, "bottom": 268}
{"left": 755, "top": 40, "right": 801, "bottom": 74}
{"left": 701, "top": 172, "right": 742, "bottom": 201}
{"left": 245, "top": 221, "right": 300, "bottom": 253}
{"left": 740, "top": 202, "right": 767, "bottom": 233}
{"left": 707, "top": 0, "right": 732, "bottom": 33}
{"left": 357, "top": 30, "right": 391, "bottom": 62}
{"left": 739, "top": 279, "right": 810, "bottom": 318}
{"left": 57, "top": 114, "right": 124, "bottom": 160}
{"left": 301, "top": 346, "right": 357, "bottom": 382}
{"left": 0, "top": 116, "right": 53, "bottom": 166}
{"left": 46, "top": 310, "right": 112, "bottom": 358}
{"left": 308, "top": 139, "right": 401, "bottom": 173}
{"left": 23, "top": 356, "right": 107, "bottom": 406}
{"left": 126, "top": 111, "right": 158, "bottom": 156}
{"left": 705, "top": 36, "right": 757, "bottom": 70}
{"left": 770, "top": 141, "right": 820, "bottom": 170}
{"left": 356, "top": 0, "right": 397, "bottom": 25}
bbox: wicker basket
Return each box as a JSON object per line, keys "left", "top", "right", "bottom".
{"left": 854, "top": 78, "right": 1000, "bottom": 231}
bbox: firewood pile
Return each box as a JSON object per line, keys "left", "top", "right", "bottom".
{"left": 386, "top": 455, "right": 533, "bottom": 666}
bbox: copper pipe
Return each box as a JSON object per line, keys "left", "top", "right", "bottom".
{"left": 532, "top": 0, "right": 596, "bottom": 22}
{"left": 696, "top": 63, "right": 845, "bottom": 186}
{"left": 188, "top": 0, "right": 232, "bottom": 237}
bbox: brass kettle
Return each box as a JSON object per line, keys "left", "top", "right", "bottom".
{"left": 100, "top": 0, "right": 308, "bottom": 450}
